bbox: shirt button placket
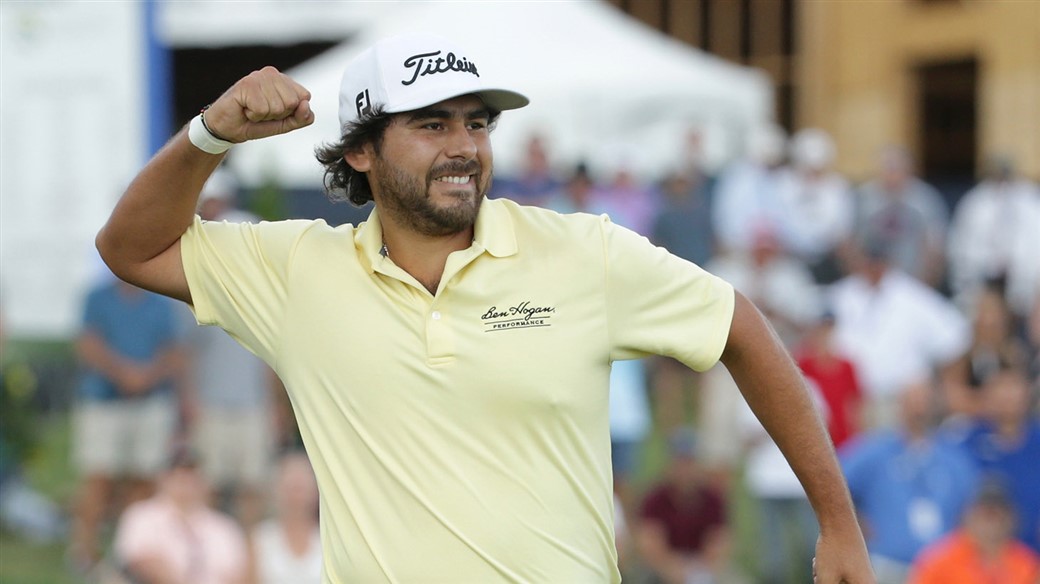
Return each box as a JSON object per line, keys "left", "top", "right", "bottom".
{"left": 426, "top": 306, "right": 454, "bottom": 364}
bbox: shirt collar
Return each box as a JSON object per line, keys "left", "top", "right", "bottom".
{"left": 354, "top": 198, "right": 517, "bottom": 273}
{"left": 354, "top": 206, "right": 386, "bottom": 274}
{"left": 473, "top": 198, "right": 518, "bottom": 258}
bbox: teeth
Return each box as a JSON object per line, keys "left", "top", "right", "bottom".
{"left": 436, "top": 176, "right": 469, "bottom": 184}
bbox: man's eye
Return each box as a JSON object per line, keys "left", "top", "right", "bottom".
{"left": 469, "top": 121, "right": 488, "bottom": 131}
{"left": 423, "top": 122, "right": 444, "bottom": 130}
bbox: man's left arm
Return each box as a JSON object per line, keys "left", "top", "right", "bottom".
{"left": 721, "top": 291, "right": 874, "bottom": 584}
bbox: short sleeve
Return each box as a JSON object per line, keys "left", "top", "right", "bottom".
{"left": 180, "top": 216, "right": 314, "bottom": 365}
{"left": 602, "top": 217, "right": 734, "bottom": 371}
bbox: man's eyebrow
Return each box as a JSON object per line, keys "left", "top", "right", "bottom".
{"left": 405, "top": 106, "right": 491, "bottom": 123}
{"left": 465, "top": 107, "right": 491, "bottom": 120}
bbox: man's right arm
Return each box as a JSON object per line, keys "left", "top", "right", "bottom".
{"left": 95, "top": 67, "right": 314, "bottom": 303}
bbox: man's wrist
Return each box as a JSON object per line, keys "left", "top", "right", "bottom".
{"left": 187, "top": 112, "right": 234, "bottom": 155}
{"left": 199, "top": 105, "right": 235, "bottom": 142}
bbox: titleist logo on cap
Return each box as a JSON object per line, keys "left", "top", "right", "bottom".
{"left": 338, "top": 34, "right": 528, "bottom": 127}
{"left": 401, "top": 50, "right": 480, "bottom": 86}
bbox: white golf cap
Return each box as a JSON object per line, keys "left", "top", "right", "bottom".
{"left": 338, "top": 33, "right": 529, "bottom": 130}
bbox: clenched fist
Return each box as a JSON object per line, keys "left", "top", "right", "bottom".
{"left": 201, "top": 66, "right": 314, "bottom": 143}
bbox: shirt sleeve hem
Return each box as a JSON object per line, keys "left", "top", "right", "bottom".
{"left": 180, "top": 216, "right": 217, "bottom": 326}
{"left": 690, "top": 281, "right": 736, "bottom": 372}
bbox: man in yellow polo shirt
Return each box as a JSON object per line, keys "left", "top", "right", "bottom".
{"left": 96, "top": 33, "right": 874, "bottom": 583}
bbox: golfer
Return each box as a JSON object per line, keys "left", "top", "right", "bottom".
{"left": 96, "top": 33, "right": 873, "bottom": 584}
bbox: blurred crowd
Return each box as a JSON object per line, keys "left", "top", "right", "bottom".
{"left": 1, "top": 125, "right": 1038, "bottom": 584}
{"left": 492, "top": 128, "right": 1040, "bottom": 584}
{"left": 1, "top": 175, "right": 322, "bottom": 584}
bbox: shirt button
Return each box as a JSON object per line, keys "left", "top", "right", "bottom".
{"left": 431, "top": 311, "right": 442, "bottom": 321}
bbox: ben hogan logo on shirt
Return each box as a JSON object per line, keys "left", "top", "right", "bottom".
{"left": 481, "top": 301, "right": 555, "bottom": 332}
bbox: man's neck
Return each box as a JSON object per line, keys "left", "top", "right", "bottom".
{"left": 970, "top": 531, "right": 1005, "bottom": 561}
{"left": 381, "top": 220, "right": 474, "bottom": 295}
{"left": 994, "top": 418, "right": 1025, "bottom": 444}
{"left": 903, "top": 424, "right": 931, "bottom": 445}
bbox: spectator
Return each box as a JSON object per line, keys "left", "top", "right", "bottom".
{"left": 712, "top": 123, "right": 788, "bottom": 255}
{"left": 634, "top": 427, "right": 737, "bottom": 584}
{"left": 909, "top": 480, "right": 1040, "bottom": 584}
{"left": 652, "top": 169, "right": 714, "bottom": 269}
{"left": 944, "top": 279, "right": 1031, "bottom": 428}
{"left": 795, "top": 310, "right": 864, "bottom": 449}
{"left": 251, "top": 452, "right": 322, "bottom": 584}
{"left": 829, "top": 236, "right": 970, "bottom": 429}
{"left": 708, "top": 226, "right": 820, "bottom": 348}
{"left": 737, "top": 380, "right": 824, "bottom": 584}
{"left": 943, "top": 361, "right": 1040, "bottom": 554}
{"left": 854, "top": 146, "right": 948, "bottom": 288}
{"left": 841, "top": 380, "right": 980, "bottom": 584}
{"left": 70, "top": 278, "right": 184, "bottom": 569}
{"left": 113, "top": 445, "right": 249, "bottom": 584}
{"left": 948, "top": 155, "right": 1040, "bottom": 319}
{"left": 588, "top": 165, "right": 660, "bottom": 236}
{"left": 183, "top": 170, "right": 282, "bottom": 530}
{"left": 774, "top": 128, "right": 855, "bottom": 284}
{"left": 491, "top": 134, "right": 561, "bottom": 207}
{"left": 543, "top": 162, "right": 595, "bottom": 215}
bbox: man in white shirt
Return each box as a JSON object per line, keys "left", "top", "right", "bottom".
{"left": 948, "top": 156, "right": 1040, "bottom": 317}
{"left": 829, "top": 238, "right": 970, "bottom": 429}
{"left": 774, "top": 129, "right": 855, "bottom": 284}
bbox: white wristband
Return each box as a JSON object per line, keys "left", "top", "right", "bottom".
{"left": 188, "top": 114, "right": 234, "bottom": 154}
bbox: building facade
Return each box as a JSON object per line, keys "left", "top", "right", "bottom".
{"left": 611, "top": 0, "right": 1040, "bottom": 187}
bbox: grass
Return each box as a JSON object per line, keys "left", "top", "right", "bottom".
{"left": 0, "top": 535, "right": 73, "bottom": 584}
{"left": 1, "top": 414, "right": 78, "bottom": 584}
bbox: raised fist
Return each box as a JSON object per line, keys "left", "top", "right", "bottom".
{"left": 201, "top": 66, "right": 314, "bottom": 143}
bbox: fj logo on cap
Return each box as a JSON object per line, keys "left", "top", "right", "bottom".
{"left": 355, "top": 89, "right": 372, "bottom": 117}
{"left": 401, "top": 50, "right": 479, "bottom": 86}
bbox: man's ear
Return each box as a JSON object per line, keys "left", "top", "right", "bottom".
{"left": 344, "top": 145, "right": 373, "bottom": 172}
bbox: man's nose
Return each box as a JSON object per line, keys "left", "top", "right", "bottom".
{"left": 444, "top": 123, "right": 478, "bottom": 159}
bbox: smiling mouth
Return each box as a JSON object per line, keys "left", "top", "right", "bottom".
{"left": 434, "top": 175, "right": 473, "bottom": 185}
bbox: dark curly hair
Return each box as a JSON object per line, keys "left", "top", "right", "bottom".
{"left": 314, "top": 106, "right": 393, "bottom": 207}
{"left": 314, "top": 105, "right": 502, "bottom": 207}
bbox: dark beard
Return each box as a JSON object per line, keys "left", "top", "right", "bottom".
{"left": 371, "top": 156, "right": 489, "bottom": 237}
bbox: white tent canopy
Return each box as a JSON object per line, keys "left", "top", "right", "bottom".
{"left": 228, "top": 1, "right": 773, "bottom": 188}
{"left": 159, "top": 1, "right": 373, "bottom": 47}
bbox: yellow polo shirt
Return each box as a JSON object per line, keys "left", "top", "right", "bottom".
{"left": 181, "top": 198, "right": 734, "bottom": 583}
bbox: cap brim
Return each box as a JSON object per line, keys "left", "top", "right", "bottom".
{"left": 474, "top": 89, "right": 529, "bottom": 112}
